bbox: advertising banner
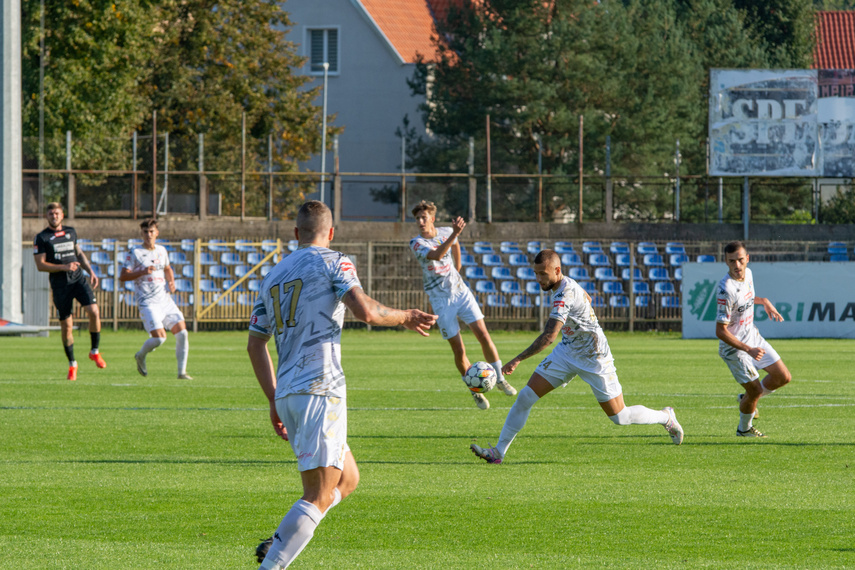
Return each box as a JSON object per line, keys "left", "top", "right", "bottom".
{"left": 682, "top": 262, "right": 855, "bottom": 339}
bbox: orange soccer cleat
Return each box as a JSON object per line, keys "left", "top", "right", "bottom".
{"left": 88, "top": 352, "right": 107, "bottom": 368}
{"left": 67, "top": 364, "right": 78, "bottom": 381}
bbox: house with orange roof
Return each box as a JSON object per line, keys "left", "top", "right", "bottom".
{"left": 284, "top": 0, "right": 444, "bottom": 219}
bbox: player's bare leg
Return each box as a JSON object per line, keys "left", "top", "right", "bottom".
{"left": 738, "top": 361, "right": 788, "bottom": 437}
{"left": 468, "top": 319, "right": 516, "bottom": 396}
{"left": 448, "top": 333, "right": 488, "bottom": 409}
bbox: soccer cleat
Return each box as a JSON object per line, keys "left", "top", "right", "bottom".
{"left": 134, "top": 351, "right": 147, "bottom": 377}
{"left": 472, "top": 392, "right": 489, "bottom": 410}
{"left": 177, "top": 373, "right": 193, "bottom": 380}
{"left": 662, "top": 406, "right": 684, "bottom": 445}
{"left": 737, "top": 426, "right": 766, "bottom": 438}
{"left": 67, "top": 364, "right": 78, "bottom": 381}
{"left": 496, "top": 379, "right": 517, "bottom": 396}
{"left": 255, "top": 536, "right": 273, "bottom": 563}
{"left": 88, "top": 352, "right": 107, "bottom": 368}
{"left": 737, "top": 393, "right": 758, "bottom": 419}
{"left": 470, "top": 443, "right": 503, "bottom": 464}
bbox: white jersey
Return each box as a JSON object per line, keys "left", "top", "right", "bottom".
{"left": 248, "top": 246, "right": 361, "bottom": 399}
{"left": 716, "top": 267, "right": 763, "bottom": 356}
{"left": 123, "top": 245, "right": 171, "bottom": 307}
{"left": 410, "top": 227, "right": 466, "bottom": 303}
{"left": 548, "top": 276, "right": 612, "bottom": 361}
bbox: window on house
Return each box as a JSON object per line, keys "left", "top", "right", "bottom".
{"left": 309, "top": 28, "right": 339, "bottom": 74}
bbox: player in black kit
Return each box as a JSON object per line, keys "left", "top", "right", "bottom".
{"left": 33, "top": 202, "right": 107, "bottom": 380}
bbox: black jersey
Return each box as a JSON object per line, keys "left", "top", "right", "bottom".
{"left": 33, "top": 226, "right": 85, "bottom": 289}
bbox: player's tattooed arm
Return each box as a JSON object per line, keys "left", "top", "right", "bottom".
{"left": 503, "top": 318, "right": 562, "bottom": 375}
{"left": 344, "top": 287, "right": 436, "bottom": 336}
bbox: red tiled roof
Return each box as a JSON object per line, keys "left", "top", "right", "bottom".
{"left": 814, "top": 11, "right": 855, "bottom": 69}
{"left": 359, "top": 0, "right": 442, "bottom": 63}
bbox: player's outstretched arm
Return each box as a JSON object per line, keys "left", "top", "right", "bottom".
{"left": 502, "top": 318, "right": 562, "bottom": 375}
{"left": 247, "top": 334, "right": 288, "bottom": 440}
{"left": 343, "top": 287, "right": 437, "bottom": 337}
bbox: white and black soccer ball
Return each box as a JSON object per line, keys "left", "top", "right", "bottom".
{"left": 462, "top": 361, "right": 497, "bottom": 394}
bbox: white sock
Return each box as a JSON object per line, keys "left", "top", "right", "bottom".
{"left": 490, "top": 361, "right": 505, "bottom": 383}
{"left": 140, "top": 336, "right": 166, "bottom": 355}
{"left": 609, "top": 405, "right": 669, "bottom": 426}
{"left": 738, "top": 412, "right": 755, "bottom": 432}
{"left": 174, "top": 330, "right": 189, "bottom": 375}
{"left": 495, "top": 386, "right": 539, "bottom": 457}
{"left": 760, "top": 378, "right": 775, "bottom": 397}
{"left": 263, "top": 499, "right": 324, "bottom": 569}
{"left": 326, "top": 488, "right": 342, "bottom": 513}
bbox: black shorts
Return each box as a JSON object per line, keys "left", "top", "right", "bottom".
{"left": 52, "top": 280, "right": 97, "bottom": 320}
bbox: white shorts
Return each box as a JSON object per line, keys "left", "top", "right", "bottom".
{"left": 275, "top": 394, "right": 349, "bottom": 472}
{"left": 720, "top": 339, "right": 781, "bottom": 384}
{"left": 139, "top": 297, "right": 185, "bottom": 333}
{"left": 431, "top": 287, "right": 485, "bottom": 340}
{"left": 534, "top": 347, "right": 623, "bottom": 403}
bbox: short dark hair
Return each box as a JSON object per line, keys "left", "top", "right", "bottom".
{"left": 140, "top": 218, "right": 158, "bottom": 231}
{"left": 411, "top": 200, "right": 437, "bottom": 218}
{"left": 724, "top": 241, "right": 746, "bottom": 255}
{"left": 296, "top": 200, "right": 332, "bottom": 236}
{"left": 46, "top": 202, "right": 63, "bottom": 213}
{"left": 534, "top": 249, "right": 560, "bottom": 267}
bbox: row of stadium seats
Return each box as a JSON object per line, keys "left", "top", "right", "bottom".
{"left": 78, "top": 237, "right": 299, "bottom": 255}
{"left": 469, "top": 240, "right": 690, "bottom": 256}
{"left": 478, "top": 291, "right": 680, "bottom": 309}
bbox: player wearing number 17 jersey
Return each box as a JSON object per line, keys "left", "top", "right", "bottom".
{"left": 247, "top": 201, "right": 436, "bottom": 570}
{"left": 715, "top": 241, "right": 791, "bottom": 438}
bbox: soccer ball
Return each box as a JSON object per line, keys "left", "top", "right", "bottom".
{"left": 463, "top": 361, "right": 497, "bottom": 393}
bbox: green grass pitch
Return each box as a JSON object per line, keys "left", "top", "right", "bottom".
{"left": 1, "top": 329, "right": 853, "bottom": 568}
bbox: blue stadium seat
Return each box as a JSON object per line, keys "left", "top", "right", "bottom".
{"left": 465, "top": 266, "right": 486, "bottom": 280}
{"left": 482, "top": 254, "right": 503, "bottom": 266}
{"left": 590, "top": 295, "right": 605, "bottom": 308}
{"left": 100, "top": 238, "right": 118, "bottom": 251}
{"left": 461, "top": 254, "right": 476, "bottom": 266}
{"left": 830, "top": 254, "right": 849, "bottom": 262}
{"left": 156, "top": 239, "right": 175, "bottom": 251}
{"left": 561, "top": 253, "right": 583, "bottom": 266}
{"left": 473, "top": 241, "right": 494, "bottom": 254}
{"left": 101, "top": 278, "right": 114, "bottom": 292}
{"left": 235, "top": 239, "right": 257, "bottom": 253}
{"left": 126, "top": 238, "right": 142, "bottom": 250}
{"left": 578, "top": 281, "right": 598, "bottom": 295}
{"left": 88, "top": 265, "right": 106, "bottom": 279}
{"left": 260, "top": 265, "right": 272, "bottom": 277}
{"left": 665, "top": 242, "right": 686, "bottom": 255}
{"left": 589, "top": 253, "right": 611, "bottom": 267}
{"left": 248, "top": 280, "right": 262, "bottom": 292}
{"left": 91, "top": 251, "right": 112, "bottom": 265}
{"left": 175, "top": 279, "right": 193, "bottom": 292}
{"left": 287, "top": 240, "right": 299, "bottom": 252}
{"left": 594, "top": 267, "right": 618, "bottom": 281}
{"left": 261, "top": 240, "right": 278, "bottom": 252}
{"left": 568, "top": 267, "right": 590, "bottom": 281}
{"left": 603, "top": 281, "right": 624, "bottom": 295}
{"left": 527, "top": 241, "right": 543, "bottom": 254}
{"left": 234, "top": 265, "right": 252, "bottom": 278}
{"left": 525, "top": 281, "right": 542, "bottom": 294}
{"left": 199, "top": 252, "right": 216, "bottom": 265}
{"left": 475, "top": 280, "right": 497, "bottom": 293}
{"left": 237, "top": 293, "right": 255, "bottom": 307}
{"left": 182, "top": 265, "right": 194, "bottom": 278}
{"left": 208, "top": 239, "right": 229, "bottom": 252}
{"left": 220, "top": 252, "right": 242, "bottom": 265}
{"left": 696, "top": 254, "right": 716, "bottom": 263}
{"left": 643, "top": 254, "right": 665, "bottom": 267}
{"left": 516, "top": 267, "right": 536, "bottom": 280}
{"left": 486, "top": 294, "right": 508, "bottom": 308}
{"left": 247, "top": 252, "right": 267, "bottom": 266}
{"left": 615, "top": 254, "right": 631, "bottom": 267}
{"left": 554, "top": 241, "right": 574, "bottom": 254}
{"left": 199, "top": 279, "right": 219, "bottom": 292}
{"left": 828, "top": 241, "right": 847, "bottom": 254}
{"left": 609, "top": 295, "right": 630, "bottom": 308}
{"left": 635, "top": 295, "right": 650, "bottom": 307}
{"left": 222, "top": 279, "right": 246, "bottom": 292}
{"left": 670, "top": 254, "right": 689, "bottom": 267}
{"left": 582, "top": 241, "right": 602, "bottom": 254}
{"left": 509, "top": 253, "right": 529, "bottom": 266}
{"left": 181, "top": 238, "right": 195, "bottom": 251}
{"left": 500, "top": 281, "right": 523, "bottom": 294}
{"left": 510, "top": 294, "right": 533, "bottom": 308}
{"left": 610, "top": 242, "right": 630, "bottom": 254}
{"left": 78, "top": 238, "right": 95, "bottom": 251}
{"left": 674, "top": 267, "right": 683, "bottom": 280}
{"left": 209, "top": 265, "right": 231, "bottom": 279}
{"left": 654, "top": 281, "right": 676, "bottom": 295}
{"left": 500, "top": 241, "right": 522, "bottom": 254}
{"left": 124, "top": 280, "right": 135, "bottom": 292}
{"left": 637, "top": 242, "right": 657, "bottom": 254}
{"left": 648, "top": 268, "right": 670, "bottom": 281}
{"left": 632, "top": 281, "right": 650, "bottom": 295}
{"left": 491, "top": 267, "right": 513, "bottom": 280}
{"left": 622, "top": 267, "right": 644, "bottom": 281}
{"left": 660, "top": 296, "right": 680, "bottom": 308}
{"left": 169, "top": 251, "right": 187, "bottom": 265}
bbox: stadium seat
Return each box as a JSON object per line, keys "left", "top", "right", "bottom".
{"left": 594, "top": 267, "right": 618, "bottom": 281}
{"left": 674, "top": 267, "right": 683, "bottom": 280}
{"left": 237, "top": 293, "right": 255, "bottom": 307}
{"left": 220, "top": 252, "right": 242, "bottom": 265}
{"left": 648, "top": 268, "right": 670, "bottom": 281}
{"left": 222, "top": 279, "right": 246, "bottom": 292}
{"left": 568, "top": 267, "right": 590, "bottom": 281}
{"left": 527, "top": 241, "right": 543, "bottom": 254}
{"left": 124, "top": 280, "right": 135, "bottom": 292}
{"left": 661, "top": 296, "right": 680, "bottom": 308}
{"left": 500, "top": 241, "right": 523, "bottom": 254}
{"left": 582, "top": 241, "right": 603, "bottom": 254}
{"left": 516, "top": 267, "right": 536, "bottom": 280}
{"left": 235, "top": 239, "right": 257, "bottom": 253}
{"left": 199, "top": 279, "right": 219, "bottom": 292}
{"left": 510, "top": 294, "right": 533, "bottom": 308}
{"left": 127, "top": 238, "right": 143, "bottom": 250}
{"left": 465, "top": 266, "right": 486, "bottom": 280}
{"left": 525, "top": 281, "right": 542, "bottom": 294}
{"left": 603, "top": 282, "right": 624, "bottom": 295}
{"left": 609, "top": 295, "right": 630, "bottom": 308}
{"left": 578, "top": 281, "right": 598, "bottom": 295}
{"left": 287, "top": 240, "right": 299, "bottom": 252}
{"left": 615, "top": 253, "right": 631, "bottom": 267}
{"left": 643, "top": 254, "right": 665, "bottom": 267}
{"left": 588, "top": 253, "right": 611, "bottom": 267}
{"left": 665, "top": 242, "right": 686, "bottom": 255}
{"left": 78, "top": 238, "right": 96, "bottom": 251}
{"left": 632, "top": 281, "right": 650, "bottom": 295}
{"left": 199, "top": 252, "right": 216, "bottom": 265}
{"left": 88, "top": 265, "right": 106, "bottom": 278}
{"left": 590, "top": 295, "right": 605, "bottom": 308}
{"left": 830, "top": 254, "right": 849, "bottom": 262}
{"left": 234, "top": 265, "right": 252, "bottom": 278}
{"left": 473, "top": 241, "right": 494, "bottom": 254}
{"left": 100, "top": 238, "right": 118, "bottom": 251}
{"left": 482, "top": 254, "right": 503, "bottom": 266}
{"left": 669, "top": 254, "right": 689, "bottom": 267}
{"left": 105, "top": 264, "right": 115, "bottom": 276}
{"left": 169, "top": 251, "right": 187, "bottom": 265}
{"left": 246, "top": 252, "right": 266, "bottom": 266}
{"left": 500, "top": 281, "right": 523, "bottom": 294}
{"left": 635, "top": 295, "right": 650, "bottom": 307}
{"left": 509, "top": 253, "right": 529, "bottom": 266}
{"left": 621, "top": 267, "right": 644, "bottom": 281}
{"left": 654, "top": 281, "right": 676, "bottom": 295}
{"left": 486, "top": 294, "right": 508, "bottom": 308}
{"left": 554, "top": 241, "right": 574, "bottom": 254}
{"left": 491, "top": 267, "right": 513, "bottom": 280}
{"left": 175, "top": 279, "right": 193, "bottom": 292}
{"left": 475, "top": 280, "right": 497, "bottom": 293}
{"left": 209, "top": 265, "right": 231, "bottom": 279}
{"left": 560, "top": 253, "right": 583, "bottom": 266}
{"left": 100, "top": 278, "right": 114, "bottom": 292}
{"left": 696, "top": 254, "right": 716, "bottom": 263}
{"left": 248, "top": 280, "right": 262, "bottom": 292}
{"left": 181, "top": 238, "right": 195, "bottom": 252}
{"left": 637, "top": 241, "right": 657, "bottom": 253}
{"left": 828, "top": 241, "right": 847, "bottom": 254}
{"left": 461, "top": 254, "right": 476, "bottom": 266}
{"left": 91, "top": 251, "right": 112, "bottom": 265}
{"left": 156, "top": 239, "right": 175, "bottom": 251}
{"left": 261, "top": 240, "right": 278, "bottom": 252}
{"left": 260, "top": 265, "right": 272, "bottom": 277}
{"left": 208, "top": 239, "right": 229, "bottom": 252}
{"left": 182, "top": 265, "right": 194, "bottom": 278}
{"left": 610, "top": 242, "right": 630, "bottom": 254}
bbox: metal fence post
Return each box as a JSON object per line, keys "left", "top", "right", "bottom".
{"left": 199, "top": 133, "right": 207, "bottom": 220}
{"left": 66, "top": 130, "right": 75, "bottom": 218}
{"left": 468, "top": 137, "right": 476, "bottom": 222}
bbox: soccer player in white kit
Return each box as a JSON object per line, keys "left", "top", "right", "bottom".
{"left": 248, "top": 201, "right": 436, "bottom": 570}
{"left": 715, "top": 241, "right": 792, "bottom": 438}
{"left": 119, "top": 219, "right": 192, "bottom": 379}
{"left": 409, "top": 200, "right": 517, "bottom": 410}
{"left": 471, "top": 249, "right": 683, "bottom": 464}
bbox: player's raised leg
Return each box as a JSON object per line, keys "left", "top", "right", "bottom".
{"left": 600, "top": 393, "right": 684, "bottom": 445}
{"left": 448, "top": 333, "right": 489, "bottom": 409}
{"left": 469, "top": 319, "right": 516, "bottom": 396}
